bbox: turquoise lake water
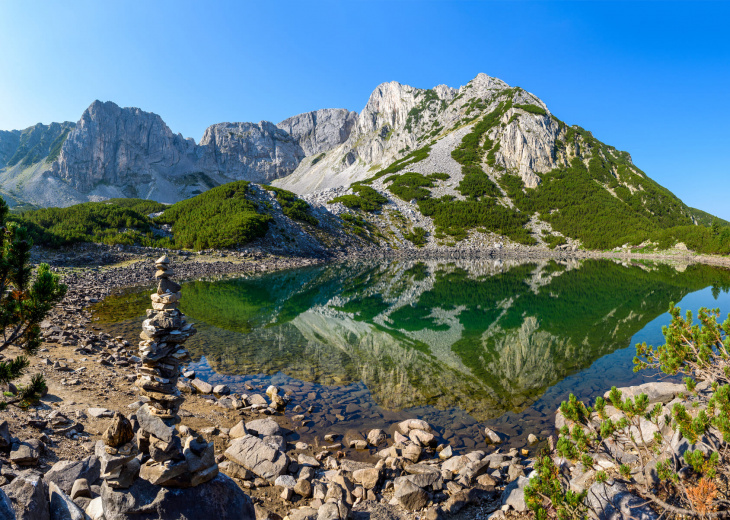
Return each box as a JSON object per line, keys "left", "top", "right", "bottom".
{"left": 92, "top": 258, "right": 730, "bottom": 451}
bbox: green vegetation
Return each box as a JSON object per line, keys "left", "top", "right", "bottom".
{"left": 157, "top": 182, "right": 271, "bottom": 249}
{"left": 419, "top": 196, "right": 533, "bottom": 243}
{"left": 403, "top": 226, "right": 427, "bottom": 247}
{"left": 46, "top": 128, "right": 71, "bottom": 163}
{"left": 514, "top": 103, "right": 547, "bottom": 116}
{"left": 496, "top": 125, "right": 698, "bottom": 249}
{"left": 425, "top": 93, "right": 534, "bottom": 244}
{"left": 385, "top": 172, "right": 437, "bottom": 201}
{"left": 530, "top": 304, "right": 730, "bottom": 518}
{"left": 543, "top": 234, "right": 567, "bottom": 249}
{"left": 11, "top": 182, "right": 322, "bottom": 250}
{"left": 405, "top": 90, "right": 441, "bottom": 133}
{"left": 0, "top": 198, "right": 66, "bottom": 410}
{"left": 361, "top": 145, "right": 433, "bottom": 184}
{"left": 7, "top": 124, "right": 73, "bottom": 168}
{"left": 100, "top": 198, "right": 167, "bottom": 215}
{"left": 339, "top": 213, "right": 380, "bottom": 241}
{"left": 329, "top": 185, "right": 388, "bottom": 212}
{"left": 262, "top": 185, "right": 318, "bottom": 226}
{"left": 311, "top": 153, "right": 325, "bottom": 165}
{"left": 689, "top": 207, "right": 730, "bottom": 228}
{"left": 14, "top": 199, "right": 167, "bottom": 247}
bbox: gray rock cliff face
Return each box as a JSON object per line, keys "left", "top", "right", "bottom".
{"left": 52, "top": 100, "right": 199, "bottom": 194}
{"left": 277, "top": 109, "right": 357, "bottom": 157}
{"left": 199, "top": 121, "right": 305, "bottom": 184}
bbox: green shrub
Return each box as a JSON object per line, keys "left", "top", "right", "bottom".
{"left": 385, "top": 172, "right": 436, "bottom": 201}
{"left": 14, "top": 200, "right": 161, "bottom": 247}
{"left": 330, "top": 185, "right": 388, "bottom": 213}
{"left": 157, "top": 182, "right": 272, "bottom": 249}
{"left": 514, "top": 103, "right": 547, "bottom": 116}
{"left": 403, "top": 226, "right": 427, "bottom": 247}
{"left": 261, "top": 185, "right": 318, "bottom": 226}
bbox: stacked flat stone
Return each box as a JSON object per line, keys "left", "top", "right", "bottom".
{"left": 133, "top": 255, "right": 218, "bottom": 487}
{"left": 96, "top": 412, "right": 139, "bottom": 489}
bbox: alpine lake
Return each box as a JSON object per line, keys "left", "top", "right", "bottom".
{"left": 89, "top": 258, "right": 730, "bottom": 453}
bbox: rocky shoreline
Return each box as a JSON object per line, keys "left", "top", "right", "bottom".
{"left": 0, "top": 244, "right": 726, "bottom": 519}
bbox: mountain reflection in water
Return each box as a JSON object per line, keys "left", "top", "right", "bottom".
{"left": 91, "top": 258, "right": 730, "bottom": 450}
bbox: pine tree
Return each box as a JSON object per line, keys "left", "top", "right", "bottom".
{"left": 0, "top": 197, "right": 66, "bottom": 409}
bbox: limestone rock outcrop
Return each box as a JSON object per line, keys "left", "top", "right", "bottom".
{"left": 52, "top": 101, "right": 198, "bottom": 194}
{"left": 277, "top": 109, "right": 357, "bottom": 156}
{"left": 199, "top": 121, "right": 304, "bottom": 184}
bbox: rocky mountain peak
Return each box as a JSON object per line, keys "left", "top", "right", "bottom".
{"left": 277, "top": 109, "right": 357, "bottom": 157}
{"left": 357, "top": 81, "right": 421, "bottom": 135}
{"left": 53, "top": 100, "right": 194, "bottom": 194}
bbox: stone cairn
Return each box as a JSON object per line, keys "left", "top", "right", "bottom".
{"left": 98, "top": 255, "right": 218, "bottom": 489}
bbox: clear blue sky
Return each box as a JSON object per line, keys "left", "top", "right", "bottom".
{"left": 1, "top": 1, "right": 728, "bottom": 218}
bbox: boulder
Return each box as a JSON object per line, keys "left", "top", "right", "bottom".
{"left": 190, "top": 379, "right": 213, "bottom": 395}
{"left": 402, "top": 444, "right": 422, "bottom": 463}
{"left": 213, "top": 385, "right": 230, "bottom": 397}
{"left": 352, "top": 468, "right": 380, "bottom": 490}
{"left": 317, "top": 502, "right": 349, "bottom": 520}
{"left": 297, "top": 454, "right": 320, "bottom": 468}
{"left": 0, "top": 488, "right": 15, "bottom": 520}
{"left": 85, "top": 498, "right": 104, "bottom": 520}
{"left": 501, "top": 475, "right": 529, "bottom": 512}
{"left": 224, "top": 435, "right": 288, "bottom": 481}
{"left": 393, "top": 480, "right": 428, "bottom": 511}
{"left": 274, "top": 475, "right": 297, "bottom": 489}
{"left": 69, "top": 480, "right": 91, "bottom": 501}
{"left": 586, "top": 481, "right": 659, "bottom": 520}
{"left": 409, "top": 429, "right": 436, "bottom": 447}
{"left": 5, "top": 470, "right": 48, "bottom": 520}
{"left": 219, "top": 460, "right": 253, "bottom": 481}
{"left": 87, "top": 408, "right": 113, "bottom": 419}
{"left": 603, "top": 382, "right": 685, "bottom": 405}
{"left": 294, "top": 479, "right": 312, "bottom": 498}
{"left": 442, "top": 455, "right": 468, "bottom": 474}
{"left": 0, "top": 421, "right": 11, "bottom": 450}
{"left": 247, "top": 394, "right": 268, "bottom": 406}
{"left": 366, "top": 429, "right": 386, "bottom": 447}
{"left": 48, "top": 481, "right": 86, "bottom": 520}
{"left": 397, "top": 419, "right": 432, "bottom": 435}
{"left": 45, "top": 457, "right": 100, "bottom": 495}
{"left": 10, "top": 440, "right": 40, "bottom": 466}
{"left": 229, "top": 420, "right": 247, "bottom": 439}
{"left": 484, "top": 427, "right": 506, "bottom": 444}
{"left": 288, "top": 507, "right": 317, "bottom": 520}
{"left": 244, "top": 418, "right": 282, "bottom": 438}
{"left": 100, "top": 473, "right": 255, "bottom": 520}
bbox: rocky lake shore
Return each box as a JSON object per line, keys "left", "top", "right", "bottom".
{"left": 0, "top": 243, "right": 726, "bottom": 519}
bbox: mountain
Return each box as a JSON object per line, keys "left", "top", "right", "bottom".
{"left": 0, "top": 73, "right": 717, "bottom": 250}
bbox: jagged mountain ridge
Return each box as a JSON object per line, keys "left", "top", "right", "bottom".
{"left": 0, "top": 72, "right": 709, "bottom": 250}
{"left": 0, "top": 99, "right": 365, "bottom": 208}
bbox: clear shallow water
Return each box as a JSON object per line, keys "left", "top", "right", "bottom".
{"left": 91, "top": 258, "right": 730, "bottom": 452}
